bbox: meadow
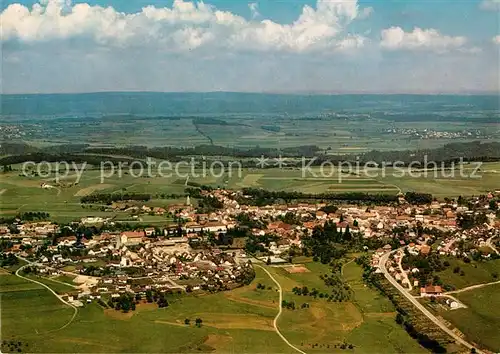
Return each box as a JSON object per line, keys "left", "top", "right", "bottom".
{"left": 1, "top": 162, "right": 499, "bottom": 222}
{"left": 0, "top": 260, "right": 426, "bottom": 353}
{"left": 270, "top": 261, "right": 425, "bottom": 353}
{"left": 440, "top": 284, "right": 500, "bottom": 352}
{"left": 435, "top": 257, "right": 500, "bottom": 290}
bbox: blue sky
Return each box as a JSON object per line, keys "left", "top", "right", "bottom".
{"left": 1, "top": 0, "right": 499, "bottom": 93}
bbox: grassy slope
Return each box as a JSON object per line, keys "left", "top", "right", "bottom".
{"left": 1, "top": 261, "right": 427, "bottom": 353}
{"left": 436, "top": 258, "right": 500, "bottom": 290}
{"left": 441, "top": 284, "right": 500, "bottom": 352}
{"left": 269, "top": 261, "right": 426, "bottom": 353}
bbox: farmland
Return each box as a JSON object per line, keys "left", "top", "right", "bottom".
{"left": 0, "top": 260, "right": 426, "bottom": 353}
{"left": 3, "top": 93, "right": 499, "bottom": 152}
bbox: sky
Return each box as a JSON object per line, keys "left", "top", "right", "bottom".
{"left": 1, "top": 0, "right": 499, "bottom": 94}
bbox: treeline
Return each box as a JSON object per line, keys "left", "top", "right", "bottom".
{"left": 240, "top": 188, "right": 398, "bottom": 206}
{"left": 193, "top": 117, "right": 248, "bottom": 126}
{"left": 356, "top": 141, "right": 500, "bottom": 165}
{"left": 3, "top": 141, "right": 497, "bottom": 166}
{"left": 1, "top": 142, "right": 321, "bottom": 160}
{"left": 405, "top": 192, "right": 433, "bottom": 205}
{"left": 80, "top": 193, "right": 151, "bottom": 204}
{"left": 18, "top": 211, "right": 50, "bottom": 221}
{"left": 0, "top": 152, "right": 138, "bottom": 166}
{"left": 0, "top": 211, "right": 50, "bottom": 223}
{"left": 86, "top": 144, "right": 321, "bottom": 159}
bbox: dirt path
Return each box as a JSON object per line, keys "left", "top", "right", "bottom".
{"left": 15, "top": 263, "right": 78, "bottom": 333}
{"left": 445, "top": 280, "right": 500, "bottom": 295}
{"left": 43, "top": 276, "right": 78, "bottom": 289}
{"left": 255, "top": 265, "right": 307, "bottom": 354}
{"left": 341, "top": 258, "right": 355, "bottom": 276}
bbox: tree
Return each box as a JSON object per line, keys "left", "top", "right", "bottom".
{"left": 266, "top": 257, "right": 271, "bottom": 265}
{"left": 184, "top": 318, "right": 190, "bottom": 325}
{"left": 195, "top": 318, "right": 203, "bottom": 327}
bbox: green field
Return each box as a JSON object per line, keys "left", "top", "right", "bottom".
{"left": 267, "top": 260, "right": 426, "bottom": 353}
{"left": 441, "top": 284, "right": 500, "bottom": 352}
{"left": 1, "top": 261, "right": 426, "bottom": 353}
{"left": 436, "top": 257, "right": 500, "bottom": 290}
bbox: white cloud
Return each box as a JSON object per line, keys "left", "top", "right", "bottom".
{"left": 358, "top": 6, "right": 373, "bottom": 19}
{"left": 248, "top": 2, "right": 260, "bottom": 19}
{"left": 380, "top": 27, "right": 467, "bottom": 53}
{"left": 0, "top": 0, "right": 370, "bottom": 53}
{"left": 493, "top": 35, "right": 500, "bottom": 44}
{"left": 480, "top": 0, "right": 500, "bottom": 11}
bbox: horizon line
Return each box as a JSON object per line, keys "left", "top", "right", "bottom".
{"left": 1, "top": 90, "right": 499, "bottom": 96}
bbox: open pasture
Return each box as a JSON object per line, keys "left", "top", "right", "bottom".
{"left": 0, "top": 272, "right": 294, "bottom": 353}
{"left": 1, "top": 259, "right": 427, "bottom": 353}
{"left": 435, "top": 257, "right": 500, "bottom": 290}
{"left": 265, "top": 261, "right": 425, "bottom": 353}
{"left": 441, "top": 284, "right": 500, "bottom": 352}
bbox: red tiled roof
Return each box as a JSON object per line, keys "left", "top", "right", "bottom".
{"left": 421, "top": 285, "right": 442, "bottom": 294}
{"left": 121, "top": 231, "right": 144, "bottom": 238}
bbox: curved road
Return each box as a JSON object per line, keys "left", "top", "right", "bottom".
{"left": 15, "top": 263, "right": 78, "bottom": 332}
{"left": 255, "top": 265, "right": 306, "bottom": 354}
{"left": 379, "top": 250, "right": 484, "bottom": 354}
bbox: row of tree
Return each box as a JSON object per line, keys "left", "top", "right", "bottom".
{"left": 239, "top": 188, "right": 399, "bottom": 206}
{"left": 80, "top": 193, "right": 151, "bottom": 204}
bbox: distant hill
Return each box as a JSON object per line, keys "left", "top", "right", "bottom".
{"left": 1, "top": 92, "right": 498, "bottom": 117}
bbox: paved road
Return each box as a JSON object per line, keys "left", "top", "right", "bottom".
{"left": 15, "top": 263, "right": 78, "bottom": 332}
{"left": 379, "top": 250, "right": 484, "bottom": 354}
{"left": 255, "top": 265, "right": 306, "bottom": 354}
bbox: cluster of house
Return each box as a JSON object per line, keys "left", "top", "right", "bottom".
{"left": 107, "top": 203, "right": 167, "bottom": 215}
{"left": 86, "top": 245, "right": 252, "bottom": 299}
{"left": 12, "top": 226, "right": 253, "bottom": 303}
{"left": 371, "top": 222, "right": 498, "bottom": 303}
{"left": 0, "top": 221, "right": 59, "bottom": 237}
